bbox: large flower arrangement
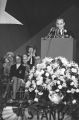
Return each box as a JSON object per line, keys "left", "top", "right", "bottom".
{"left": 25, "top": 57, "right": 79, "bottom": 105}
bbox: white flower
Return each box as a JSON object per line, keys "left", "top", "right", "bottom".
{"left": 56, "top": 56, "right": 69, "bottom": 66}
{"left": 50, "top": 70, "right": 53, "bottom": 75}
{"left": 63, "top": 102, "right": 66, "bottom": 105}
{"left": 29, "top": 88, "right": 34, "bottom": 92}
{"left": 38, "top": 92, "right": 43, "bottom": 95}
{"left": 32, "top": 80, "right": 35, "bottom": 84}
{"left": 25, "top": 89, "right": 28, "bottom": 92}
{"left": 42, "top": 57, "right": 53, "bottom": 63}
{"left": 32, "top": 81, "right": 36, "bottom": 88}
{"left": 70, "top": 82, "right": 74, "bottom": 86}
{"left": 36, "top": 64, "right": 41, "bottom": 71}
{"left": 66, "top": 72, "right": 71, "bottom": 79}
{"left": 30, "top": 67, "right": 35, "bottom": 73}
{"left": 59, "top": 76, "right": 65, "bottom": 82}
{"left": 45, "top": 72, "right": 49, "bottom": 77}
{"left": 36, "top": 76, "right": 43, "bottom": 81}
{"left": 35, "top": 70, "right": 44, "bottom": 76}
{"left": 46, "top": 78, "right": 51, "bottom": 84}
{"left": 29, "top": 73, "right": 33, "bottom": 79}
{"left": 53, "top": 80, "right": 57, "bottom": 85}
{"left": 34, "top": 98, "right": 38, "bottom": 102}
{"left": 62, "top": 83, "right": 67, "bottom": 87}
{"left": 72, "top": 79, "right": 78, "bottom": 88}
{"left": 35, "top": 89, "right": 38, "bottom": 93}
{"left": 55, "top": 69, "right": 60, "bottom": 75}
{"left": 67, "top": 90, "right": 71, "bottom": 93}
{"left": 49, "top": 91, "right": 53, "bottom": 94}
{"left": 43, "top": 83, "right": 47, "bottom": 89}
{"left": 25, "top": 81, "right": 31, "bottom": 88}
{"left": 58, "top": 85, "right": 62, "bottom": 89}
{"left": 71, "top": 68, "right": 77, "bottom": 73}
{"left": 47, "top": 84, "right": 52, "bottom": 91}
{"left": 40, "top": 63, "right": 46, "bottom": 69}
{"left": 47, "top": 66, "right": 52, "bottom": 70}
{"left": 37, "top": 80, "right": 43, "bottom": 85}
{"left": 72, "top": 99, "right": 76, "bottom": 104}
{"left": 64, "top": 29, "right": 67, "bottom": 32}
{"left": 60, "top": 68, "right": 66, "bottom": 75}
{"left": 76, "top": 89, "right": 79, "bottom": 93}
{"left": 51, "top": 75, "right": 57, "bottom": 80}
{"left": 55, "top": 89, "right": 59, "bottom": 92}
{"left": 49, "top": 93, "right": 61, "bottom": 104}
{"left": 53, "top": 63, "right": 59, "bottom": 68}
{"left": 71, "top": 76, "right": 76, "bottom": 80}
{"left": 40, "top": 70, "right": 44, "bottom": 74}
{"left": 57, "top": 80, "right": 60, "bottom": 85}
{"left": 71, "top": 88, "right": 75, "bottom": 93}
{"left": 35, "top": 71, "right": 41, "bottom": 76}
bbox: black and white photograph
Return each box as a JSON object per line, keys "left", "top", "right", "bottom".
{"left": 0, "top": 0, "right": 79, "bottom": 120}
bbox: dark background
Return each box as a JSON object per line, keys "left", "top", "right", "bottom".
{"left": 6, "top": 0, "right": 78, "bottom": 37}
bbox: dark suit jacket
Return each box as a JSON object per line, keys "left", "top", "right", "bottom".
{"left": 48, "top": 27, "right": 73, "bottom": 38}
{"left": 10, "top": 64, "right": 26, "bottom": 79}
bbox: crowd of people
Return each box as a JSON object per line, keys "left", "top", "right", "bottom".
{"left": 1, "top": 45, "right": 41, "bottom": 101}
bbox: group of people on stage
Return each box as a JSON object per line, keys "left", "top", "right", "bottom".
{"left": 1, "top": 46, "right": 41, "bottom": 101}
{"left": 0, "top": 18, "right": 73, "bottom": 101}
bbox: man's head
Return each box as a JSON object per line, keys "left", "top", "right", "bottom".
{"left": 26, "top": 45, "right": 34, "bottom": 55}
{"left": 28, "top": 47, "right": 34, "bottom": 56}
{"left": 16, "top": 55, "right": 21, "bottom": 64}
{"left": 22, "top": 54, "right": 28, "bottom": 64}
{"left": 56, "top": 18, "right": 65, "bottom": 30}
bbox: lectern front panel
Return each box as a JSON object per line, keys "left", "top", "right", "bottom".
{"left": 41, "top": 38, "right": 75, "bottom": 60}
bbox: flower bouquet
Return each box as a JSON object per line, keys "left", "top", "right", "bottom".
{"left": 25, "top": 56, "right": 79, "bottom": 105}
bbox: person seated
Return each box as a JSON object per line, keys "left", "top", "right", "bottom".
{"left": 3, "top": 52, "right": 14, "bottom": 79}
{"left": 10, "top": 55, "right": 26, "bottom": 100}
{"left": 47, "top": 18, "right": 72, "bottom": 38}
{"left": 2, "top": 52, "right": 14, "bottom": 98}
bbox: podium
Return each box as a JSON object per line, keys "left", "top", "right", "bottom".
{"left": 41, "top": 37, "right": 76, "bottom": 61}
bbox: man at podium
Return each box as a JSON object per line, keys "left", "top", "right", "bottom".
{"left": 41, "top": 18, "right": 76, "bottom": 61}
{"left": 47, "top": 18, "right": 72, "bottom": 38}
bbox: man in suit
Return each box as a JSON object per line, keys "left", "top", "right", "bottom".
{"left": 48, "top": 18, "right": 72, "bottom": 38}
{"left": 26, "top": 45, "right": 35, "bottom": 69}
{"left": 10, "top": 55, "right": 26, "bottom": 100}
